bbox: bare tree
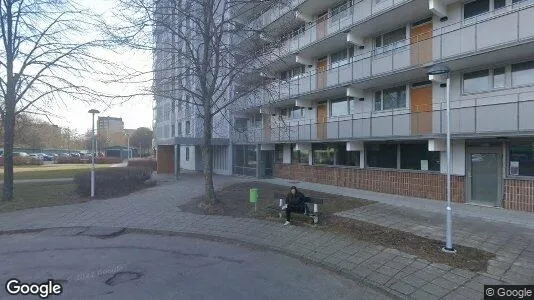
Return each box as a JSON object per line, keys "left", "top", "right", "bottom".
{"left": 113, "top": 0, "right": 286, "bottom": 203}
{"left": 0, "top": 0, "right": 114, "bottom": 201}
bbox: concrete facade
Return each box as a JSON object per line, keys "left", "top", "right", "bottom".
{"left": 230, "top": 0, "right": 534, "bottom": 212}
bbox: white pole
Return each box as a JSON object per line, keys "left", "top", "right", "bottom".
{"left": 127, "top": 135, "right": 130, "bottom": 160}
{"left": 444, "top": 76, "right": 455, "bottom": 252}
{"left": 91, "top": 113, "right": 96, "bottom": 198}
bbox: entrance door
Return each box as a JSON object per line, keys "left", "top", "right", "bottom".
{"left": 410, "top": 20, "right": 432, "bottom": 65}
{"left": 410, "top": 82, "right": 432, "bottom": 135}
{"left": 260, "top": 150, "right": 274, "bottom": 178}
{"left": 316, "top": 12, "right": 328, "bottom": 39}
{"left": 316, "top": 103, "right": 327, "bottom": 140}
{"left": 466, "top": 148, "right": 502, "bottom": 206}
{"left": 316, "top": 57, "right": 328, "bottom": 89}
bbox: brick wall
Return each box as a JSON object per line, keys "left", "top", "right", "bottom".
{"left": 274, "top": 164, "right": 465, "bottom": 203}
{"left": 504, "top": 179, "right": 534, "bottom": 212}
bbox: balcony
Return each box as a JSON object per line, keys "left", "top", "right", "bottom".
{"left": 434, "top": 0, "right": 534, "bottom": 62}
{"left": 239, "top": 3, "right": 534, "bottom": 111}
{"left": 249, "top": 0, "right": 305, "bottom": 31}
{"left": 253, "top": 0, "right": 414, "bottom": 69}
{"left": 232, "top": 93, "right": 534, "bottom": 144}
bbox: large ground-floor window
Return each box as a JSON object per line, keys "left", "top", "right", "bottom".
{"left": 366, "top": 141, "right": 441, "bottom": 171}
{"left": 291, "top": 144, "right": 309, "bottom": 164}
{"left": 509, "top": 140, "right": 534, "bottom": 176}
{"left": 233, "top": 145, "right": 256, "bottom": 176}
{"left": 275, "top": 144, "right": 284, "bottom": 163}
{"left": 400, "top": 143, "right": 440, "bottom": 171}
{"left": 312, "top": 143, "right": 360, "bottom": 167}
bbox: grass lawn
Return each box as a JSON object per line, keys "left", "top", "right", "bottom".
{"left": 0, "top": 164, "right": 113, "bottom": 180}
{"left": 0, "top": 182, "right": 82, "bottom": 213}
{"left": 181, "top": 181, "right": 495, "bottom": 272}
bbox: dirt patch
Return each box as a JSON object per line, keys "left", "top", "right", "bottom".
{"left": 180, "top": 181, "right": 371, "bottom": 218}
{"left": 180, "top": 181, "right": 495, "bottom": 272}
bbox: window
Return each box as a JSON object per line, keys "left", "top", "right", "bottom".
{"left": 185, "top": 121, "right": 190, "bottom": 134}
{"left": 290, "top": 107, "right": 304, "bottom": 119}
{"left": 337, "top": 147, "right": 360, "bottom": 167}
{"left": 400, "top": 143, "right": 440, "bottom": 171}
{"left": 312, "top": 144, "right": 335, "bottom": 165}
{"left": 235, "top": 118, "right": 247, "bottom": 131}
{"left": 374, "top": 86, "right": 407, "bottom": 111}
{"left": 464, "top": 0, "right": 489, "bottom": 19}
{"left": 186, "top": 147, "right": 190, "bottom": 161}
{"left": 493, "top": 67, "right": 505, "bottom": 89}
{"left": 512, "top": 60, "right": 534, "bottom": 87}
{"left": 375, "top": 27, "right": 406, "bottom": 52}
{"left": 330, "top": 98, "right": 350, "bottom": 116}
{"left": 291, "top": 144, "right": 309, "bottom": 164}
{"left": 178, "top": 100, "right": 182, "bottom": 111}
{"left": 171, "top": 125, "right": 175, "bottom": 137}
{"left": 330, "top": 49, "right": 348, "bottom": 69}
{"left": 275, "top": 144, "right": 284, "bottom": 163}
{"left": 509, "top": 140, "right": 534, "bottom": 176}
{"left": 366, "top": 143, "right": 397, "bottom": 168}
{"left": 178, "top": 123, "right": 182, "bottom": 135}
{"left": 494, "top": 0, "right": 506, "bottom": 9}
{"left": 463, "top": 70, "right": 490, "bottom": 93}
{"left": 251, "top": 114, "right": 262, "bottom": 128}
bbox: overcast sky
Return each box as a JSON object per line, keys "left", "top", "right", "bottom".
{"left": 48, "top": 0, "right": 154, "bottom": 134}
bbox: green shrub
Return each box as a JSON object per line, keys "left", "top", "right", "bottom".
{"left": 0, "top": 156, "right": 43, "bottom": 166}
{"left": 95, "top": 157, "right": 122, "bottom": 164}
{"left": 127, "top": 158, "right": 157, "bottom": 171}
{"left": 73, "top": 167, "right": 152, "bottom": 198}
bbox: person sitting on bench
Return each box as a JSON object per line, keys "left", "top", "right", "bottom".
{"left": 283, "top": 186, "right": 307, "bottom": 226}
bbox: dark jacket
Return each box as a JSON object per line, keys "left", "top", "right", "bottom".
{"left": 285, "top": 190, "right": 307, "bottom": 207}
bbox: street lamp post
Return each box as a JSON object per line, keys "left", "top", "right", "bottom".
{"left": 427, "top": 64, "right": 456, "bottom": 253}
{"left": 88, "top": 109, "right": 100, "bottom": 198}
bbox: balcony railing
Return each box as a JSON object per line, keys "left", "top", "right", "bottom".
{"left": 238, "top": 2, "right": 534, "bottom": 111}
{"left": 232, "top": 94, "right": 534, "bottom": 143}
{"left": 252, "top": 0, "right": 411, "bottom": 67}
{"left": 249, "top": 0, "right": 305, "bottom": 31}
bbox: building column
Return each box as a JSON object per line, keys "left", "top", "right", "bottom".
{"left": 256, "top": 144, "right": 261, "bottom": 179}
{"left": 174, "top": 144, "right": 180, "bottom": 179}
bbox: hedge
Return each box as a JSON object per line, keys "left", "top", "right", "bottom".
{"left": 0, "top": 156, "right": 43, "bottom": 166}
{"left": 127, "top": 158, "right": 157, "bottom": 171}
{"left": 56, "top": 157, "right": 123, "bottom": 164}
{"left": 73, "top": 167, "right": 152, "bottom": 198}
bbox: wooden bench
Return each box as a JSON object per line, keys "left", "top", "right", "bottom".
{"left": 267, "top": 192, "right": 324, "bottom": 224}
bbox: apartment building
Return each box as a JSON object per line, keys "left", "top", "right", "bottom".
{"left": 97, "top": 116, "right": 125, "bottom": 148}
{"left": 231, "top": 0, "right": 534, "bottom": 213}
{"left": 153, "top": 0, "right": 232, "bottom": 175}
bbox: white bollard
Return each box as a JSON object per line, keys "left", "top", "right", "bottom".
{"left": 279, "top": 198, "right": 284, "bottom": 207}
{"left": 313, "top": 203, "right": 318, "bottom": 213}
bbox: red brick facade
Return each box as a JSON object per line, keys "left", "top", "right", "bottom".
{"left": 504, "top": 179, "right": 534, "bottom": 212}
{"left": 274, "top": 164, "right": 465, "bottom": 203}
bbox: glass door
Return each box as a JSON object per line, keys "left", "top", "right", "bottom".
{"left": 466, "top": 148, "right": 502, "bottom": 206}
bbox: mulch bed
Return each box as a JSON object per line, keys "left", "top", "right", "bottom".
{"left": 180, "top": 181, "right": 495, "bottom": 272}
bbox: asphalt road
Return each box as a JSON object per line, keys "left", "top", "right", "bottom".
{"left": 0, "top": 227, "right": 392, "bottom": 300}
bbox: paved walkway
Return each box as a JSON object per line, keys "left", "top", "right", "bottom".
{"left": 0, "top": 174, "right": 532, "bottom": 299}
{"left": 3, "top": 178, "right": 73, "bottom": 184}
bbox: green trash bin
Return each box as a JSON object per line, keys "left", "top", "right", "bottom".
{"left": 249, "top": 188, "right": 258, "bottom": 203}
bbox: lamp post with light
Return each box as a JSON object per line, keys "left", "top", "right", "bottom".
{"left": 427, "top": 64, "right": 456, "bottom": 253}
{"left": 88, "top": 109, "right": 100, "bottom": 198}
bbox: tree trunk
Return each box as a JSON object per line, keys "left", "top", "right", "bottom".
{"left": 3, "top": 108, "right": 15, "bottom": 201}
{"left": 202, "top": 110, "right": 216, "bottom": 203}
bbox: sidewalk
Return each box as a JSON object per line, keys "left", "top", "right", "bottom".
{"left": 0, "top": 178, "right": 73, "bottom": 184}
{"left": 0, "top": 174, "right": 532, "bottom": 299}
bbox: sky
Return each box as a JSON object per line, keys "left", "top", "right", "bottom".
{"left": 48, "top": 0, "right": 154, "bottom": 134}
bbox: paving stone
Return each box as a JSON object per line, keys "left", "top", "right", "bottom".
{"left": 430, "top": 276, "right": 461, "bottom": 290}
{"left": 366, "top": 273, "right": 392, "bottom": 285}
{"left": 421, "top": 283, "right": 450, "bottom": 298}
{"left": 389, "top": 280, "right": 417, "bottom": 295}
{"left": 411, "top": 289, "right": 439, "bottom": 300}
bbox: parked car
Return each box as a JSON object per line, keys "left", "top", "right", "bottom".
{"left": 13, "top": 152, "right": 29, "bottom": 157}
{"left": 29, "top": 153, "right": 43, "bottom": 160}
{"left": 38, "top": 153, "right": 53, "bottom": 161}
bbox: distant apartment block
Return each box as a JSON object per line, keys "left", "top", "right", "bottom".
{"left": 97, "top": 116, "right": 125, "bottom": 148}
